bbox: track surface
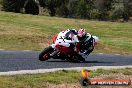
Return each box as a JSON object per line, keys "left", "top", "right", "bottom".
{"left": 0, "top": 51, "right": 132, "bottom": 72}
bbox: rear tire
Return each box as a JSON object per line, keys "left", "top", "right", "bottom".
{"left": 39, "top": 46, "right": 54, "bottom": 61}
{"left": 70, "top": 52, "right": 85, "bottom": 63}
{"left": 76, "top": 54, "right": 85, "bottom": 62}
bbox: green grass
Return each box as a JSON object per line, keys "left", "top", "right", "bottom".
{"left": 0, "top": 68, "right": 131, "bottom": 88}
{"left": 0, "top": 11, "right": 132, "bottom": 54}
{"left": 0, "top": 70, "right": 81, "bottom": 88}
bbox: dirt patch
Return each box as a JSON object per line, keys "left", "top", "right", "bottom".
{"left": 47, "top": 83, "right": 81, "bottom": 88}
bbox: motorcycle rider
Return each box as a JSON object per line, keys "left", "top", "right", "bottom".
{"left": 76, "top": 28, "right": 95, "bottom": 55}
{"left": 51, "top": 28, "right": 97, "bottom": 56}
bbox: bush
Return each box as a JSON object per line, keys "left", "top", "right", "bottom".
{"left": 3, "top": 0, "right": 26, "bottom": 12}
{"left": 1, "top": 0, "right": 130, "bottom": 21}
{"left": 110, "top": 8, "right": 124, "bottom": 21}
{"left": 56, "top": 4, "right": 69, "bottom": 17}
{"left": 0, "top": 0, "right": 2, "bottom": 10}
{"left": 90, "top": 9, "right": 100, "bottom": 19}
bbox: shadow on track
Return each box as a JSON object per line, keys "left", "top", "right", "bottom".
{"left": 47, "top": 60, "right": 114, "bottom": 64}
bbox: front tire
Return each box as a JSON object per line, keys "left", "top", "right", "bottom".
{"left": 39, "top": 46, "right": 54, "bottom": 61}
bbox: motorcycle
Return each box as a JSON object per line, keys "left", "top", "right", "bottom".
{"left": 39, "top": 34, "right": 99, "bottom": 62}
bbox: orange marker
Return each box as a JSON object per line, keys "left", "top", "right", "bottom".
{"left": 81, "top": 68, "right": 89, "bottom": 78}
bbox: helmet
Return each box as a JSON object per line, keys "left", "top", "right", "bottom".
{"left": 78, "top": 28, "right": 86, "bottom": 37}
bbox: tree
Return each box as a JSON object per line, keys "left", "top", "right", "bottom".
{"left": 24, "top": 0, "right": 40, "bottom": 15}
{"left": 76, "top": 0, "right": 89, "bottom": 19}
{"left": 110, "top": 0, "right": 131, "bottom": 21}
{"left": 45, "top": 0, "right": 58, "bottom": 16}
{"left": 95, "top": 0, "right": 114, "bottom": 20}
{"left": 123, "top": 0, "right": 132, "bottom": 20}
{"left": 3, "top": 0, "right": 26, "bottom": 12}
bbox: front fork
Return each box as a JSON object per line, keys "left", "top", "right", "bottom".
{"left": 50, "top": 44, "right": 59, "bottom": 57}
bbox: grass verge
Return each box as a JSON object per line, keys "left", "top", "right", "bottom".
{"left": 0, "top": 11, "right": 132, "bottom": 55}
{"left": 0, "top": 68, "right": 132, "bottom": 88}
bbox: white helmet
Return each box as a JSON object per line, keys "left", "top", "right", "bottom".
{"left": 78, "top": 28, "right": 86, "bottom": 37}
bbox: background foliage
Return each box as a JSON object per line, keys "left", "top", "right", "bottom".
{"left": 1, "top": 0, "right": 132, "bottom": 21}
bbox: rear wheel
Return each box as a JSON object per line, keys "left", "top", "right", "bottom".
{"left": 70, "top": 52, "right": 85, "bottom": 63}
{"left": 77, "top": 54, "right": 85, "bottom": 62}
{"left": 39, "top": 46, "right": 54, "bottom": 61}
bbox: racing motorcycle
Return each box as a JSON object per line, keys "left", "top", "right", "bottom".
{"left": 39, "top": 34, "right": 99, "bottom": 62}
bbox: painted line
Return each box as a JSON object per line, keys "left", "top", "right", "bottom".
{"left": 98, "top": 53, "right": 104, "bottom": 55}
{"left": 0, "top": 49, "right": 5, "bottom": 51}
{"left": 97, "top": 53, "right": 122, "bottom": 56}
{"left": 115, "top": 54, "right": 121, "bottom": 55}
{"left": 23, "top": 50, "right": 32, "bottom": 51}
{"left": 0, "top": 49, "right": 32, "bottom": 52}
{"left": 0, "top": 65, "right": 132, "bottom": 76}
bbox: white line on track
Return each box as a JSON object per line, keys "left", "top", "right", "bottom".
{"left": 0, "top": 65, "right": 132, "bottom": 76}
{"left": 0, "top": 49, "right": 5, "bottom": 51}
{"left": 114, "top": 54, "right": 121, "bottom": 55}
{"left": 98, "top": 53, "right": 104, "bottom": 55}
{"left": 23, "top": 50, "right": 32, "bottom": 51}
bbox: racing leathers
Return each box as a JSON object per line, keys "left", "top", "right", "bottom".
{"left": 77, "top": 33, "right": 94, "bottom": 55}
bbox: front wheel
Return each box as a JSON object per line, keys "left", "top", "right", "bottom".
{"left": 39, "top": 46, "right": 54, "bottom": 61}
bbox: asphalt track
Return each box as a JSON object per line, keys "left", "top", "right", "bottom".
{"left": 0, "top": 50, "right": 132, "bottom": 72}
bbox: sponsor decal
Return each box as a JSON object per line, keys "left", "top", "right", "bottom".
{"left": 80, "top": 68, "right": 131, "bottom": 86}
